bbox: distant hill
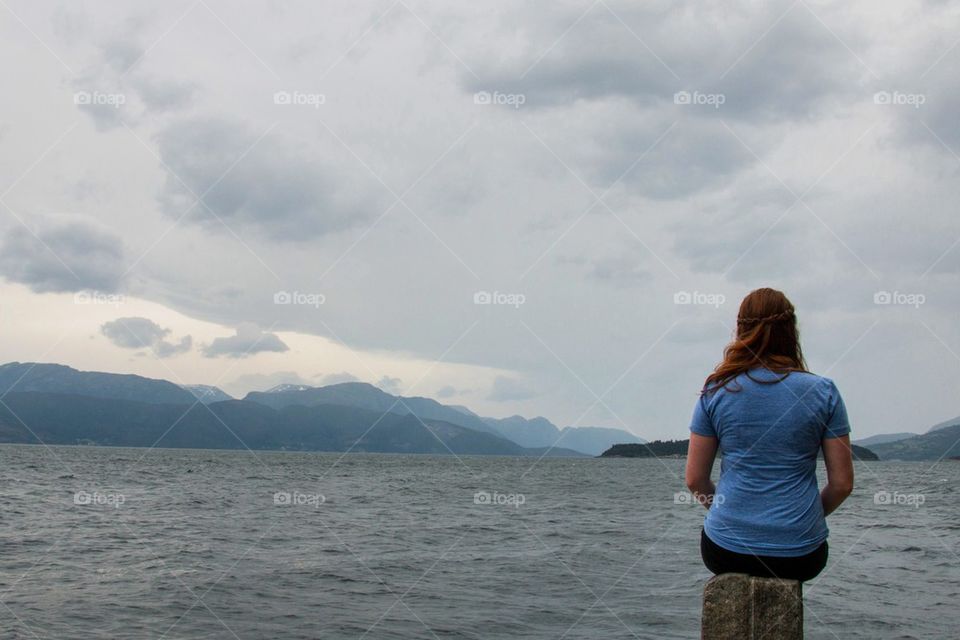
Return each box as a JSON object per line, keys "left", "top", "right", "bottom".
{"left": 0, "top": 362, "right": 608, "bottom": 457}
{"left": 829, "top": 444, "right": 879, "bottom": 461}
{"left": 600, "top": 440, "right": 879, "bottom": 461}
{"left": 0, "top": 391, "right": 586, "bottom": 457}
{"left": 602, "top": 440, "right": 688, "bottom": 458}
{"left": 246, "top": 384, "right": 640, "bottom": 455}
{"left": 926, "top": 415, "right": 960, "bottom": 433}
{"left": 0, "top": 362, "right": 195, "bottom": 405}
{"left": 484, "top": 415, "right": 561, "bottom": 448}
{"left": 182, "top": 385, "right": 233, "bottom": 404}
{"left": 246, "top": 382, "right": 507, "bottom": 437}
{"left": 556, "top": 426, "right": 645, "bottom": 456}
{"left": 483, "top": 415, "right": 643, "bottom": 456}
{"left": 870, "top": 423, "right": 960, "bottom": 461}
{"left": 853, "top": 432, "right": 917, "bottom": 447}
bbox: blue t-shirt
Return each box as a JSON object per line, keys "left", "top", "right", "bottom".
{"left": 690, "top": 368, "right": 850, "bottom": 557}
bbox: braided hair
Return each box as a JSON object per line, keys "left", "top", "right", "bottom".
{"left": 704, "top": 288, "right": 807, "bottom": 393}
{"left": 737, "top": 308, "right": 796, "bottom": 326}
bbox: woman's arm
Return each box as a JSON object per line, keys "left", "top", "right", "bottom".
{"left": 685, "top": 433, "right": 719, "bottom": 509}
{"left": 821, "top": 435, "right": 854, "bottom": 516}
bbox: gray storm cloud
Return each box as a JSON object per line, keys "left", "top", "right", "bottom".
{"left": 1, "top": 0, "right": 958, "bottom": 438}
{"left": 202, "top": 323, "right": 289, "bottom": 358}
{"left": 0, "top": 221, "right": 126, "bottom": 294}
{"left": 100, "top": 317, "right": 192, "bottom": 357}
{"left": 154, "top": 118, "right": 382, "bottom": 240}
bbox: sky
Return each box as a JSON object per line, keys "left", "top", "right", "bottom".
{"left": 0, "top": 0, "right": 958, "bottom": 440}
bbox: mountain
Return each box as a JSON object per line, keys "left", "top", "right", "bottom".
{"left": 0, "top": 362, "right": 603, "bottom": 457}
{"left": 264, "top": 383, "right": 314, "bottom": 393}
{"left": 869, "top": 423, "right": 960, "bottom": 461}
{"left": 599, "top": 440, "right": 880, "bottom": 461}
{"left": 556, "top": 426, "right": 646, "bottom": 456}
{"left": 244, "top": 382, "right": 505, "bottom": 437}
{"left": 602, "top": 440, "right": 689, "bottom": 458}
{"left": 484, "top": 415, "right": 644, "bottom": 456}
{"left": 0, "top": 391, "right": 586, "bottom": 456}
{"left": 0, "top": 362, "right": 195, "bottom": 405}
{"left": 182, "top": 385, "right": 233, "bottom": 404}
{"left": 926, "top": 415, "right": 960, "bottom": 433}
{"left": 484, "top": 415, "right": 561, "bottom": 448}
{"left": 853, "top": 432, "right": 917, "bottom": 447}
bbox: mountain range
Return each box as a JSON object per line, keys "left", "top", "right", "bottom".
{"left": 243, "top": 380, "right": 643, "bottom": 454}
{"left": 0, "top": 362, "right": 638, "bottom": 457}
{"left": 1, "top": 362, "right": 955, "bottom": 460}
{"left": 852, "top": 415, "right": 960, "bottom": 461}
{"left": 853, "top": 432, "right": 917, "bottom": 447}
{"left": 0, "top": 362, "right": 195, "bottom": 404}
{"left": 866, "top": 421, "right": 960, "bottom": 461}
{"left": 484, "top": 415, "right": 644, "bottom": 455}
{"left": 0, "top": 392, "right": 582, "bottom": 457}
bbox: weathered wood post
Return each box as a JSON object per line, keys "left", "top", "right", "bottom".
{"left": 701, "top": 573, "right": 803, "bottom": 640}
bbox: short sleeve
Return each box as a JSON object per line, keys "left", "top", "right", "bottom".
{"left": 822, "top": 380, "right": 851, "bottom": 439}
{"left": 690, "top": 393, "right": 717, "bottom": 438}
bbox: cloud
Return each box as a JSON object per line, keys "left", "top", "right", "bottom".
{"left": 0, "top": 220, "right": 126, "bottom": 293}
{"left": 154, "top": 118, "right": 381, "bottom": 240}
{"left": 202, "top": 323, "right": 289, "bottom": 358}
{"left": 100, "top": 317, "right": 192, "bottom": 357}
{"left": 70, "top": 31, "right": 194, "bottom": 131}
{"left": 487, "top": 376, "right": 537, "bottom": 402}
{"left": 871, "top": 26, "right": 960, "bottom": 154}
{"left": 100, "top": 37, "right": 144, "bottom": 72}
{"left": 316, "top": 371, "right": 359, "bottom": 385}
{"left": 73, "top": 92, "right": 128, "bottom": 131}
{"left": 376, "top": 375, "right": 403, "bottom": 394}
{"left": 668, "top": 187, "right": 803, "bottom": 275}
{"left": 560, "top": 252, "right": 652, "bottom": 289}
{"left": 224, "top": 371, "right": 312, "bottom": 397}
{"left": 461, "top": 1, "right": 859, "bottom": 119}
{"left": 5, "top": 0, "right": 960, "bottom": 443}
{"left": 435, "top": 385, "right": 458, "bottom": 398}
{"left": 589, "top": 113, "right": 755, "bottom": 199}
{"left": 131, "top": 75, "right": 196, "bottom": 113}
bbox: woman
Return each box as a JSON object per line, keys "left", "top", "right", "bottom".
{"left": 685, "top": 287, "right": 853, "bottom": 582}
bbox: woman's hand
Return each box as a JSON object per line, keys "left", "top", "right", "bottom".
{"left": 686, "top": 433, "right": 719, "bottom": 509}
{"left": 821, "top": 435, "right": 854, "bottom": 516}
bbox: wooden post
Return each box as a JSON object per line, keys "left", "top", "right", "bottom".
{"left": 702, "top": 573, "right": 803, "bottom": 640}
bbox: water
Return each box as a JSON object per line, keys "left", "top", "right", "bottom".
{"left": 1, "top": 445, "right": 956, "bottom": 639}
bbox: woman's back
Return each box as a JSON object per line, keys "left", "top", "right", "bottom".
{"left": 692, "top": 368, "right": 850, "bottom": 557}
{"left": 686, "top": 287, "right": 854, "bottom": 582}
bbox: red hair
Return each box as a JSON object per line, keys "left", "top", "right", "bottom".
{"left": 704, "top": 287, "right": 807, "bottom": 392}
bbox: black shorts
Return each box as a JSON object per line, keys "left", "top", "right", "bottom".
{"left": 700, "top": 528, "right": 828, "bottom": 583}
